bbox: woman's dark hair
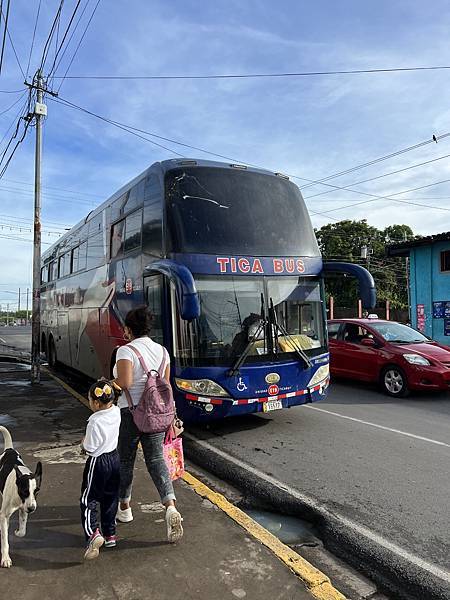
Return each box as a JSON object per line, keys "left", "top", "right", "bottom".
{"left": 125, "top": 306, "right": 153, "bottom": 338}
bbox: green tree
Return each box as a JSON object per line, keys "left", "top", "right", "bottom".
{"left": 315, "top": 220, "right": 416, "bottom": 309}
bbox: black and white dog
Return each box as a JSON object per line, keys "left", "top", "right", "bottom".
{"left": 0, "top": 425, "right": 42, "bottom": 568}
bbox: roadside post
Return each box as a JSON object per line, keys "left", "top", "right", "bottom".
{"left": 30, "top": 71, "right": 46, "bottom": 384}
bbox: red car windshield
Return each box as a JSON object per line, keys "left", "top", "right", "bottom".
{"left": 369, "top": 322, "right": 429, "bottom": 344}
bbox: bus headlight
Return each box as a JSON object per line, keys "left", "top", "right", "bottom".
{"left": 307, "top": 364, "right": 330, "bottom": 387}
{"left": 175, "top": 378, "right": 229, "bottom": 397}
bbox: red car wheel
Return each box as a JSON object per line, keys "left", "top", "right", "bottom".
{"left": 381, "top": 366, "right": 409, "bottom": 398}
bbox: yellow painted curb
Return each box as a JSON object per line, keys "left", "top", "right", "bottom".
{"left": 182, "top": 471, "right": 346, "bottom": 600}
{"left": 42, "top": 367, "right": 90, "bottom": 409}
{"left": 44, "top": 368, "right": 345, "bottom": 600}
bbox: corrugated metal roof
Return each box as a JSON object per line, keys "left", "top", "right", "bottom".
{"left": 387, "top": 232, "right": 450, "bottom": 256}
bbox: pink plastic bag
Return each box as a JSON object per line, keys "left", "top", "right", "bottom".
{"left": 163, "top": 430, "right": 185, "bottom": 481}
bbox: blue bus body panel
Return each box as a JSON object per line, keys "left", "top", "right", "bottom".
{"left": 173, "top": 253, "right": 323, "bottom": 277}
{"left": 173, "top": 354, "right": 329, "bottom": 421}
{"left": 322, "top": 262, "right": 376, "bottom": 309}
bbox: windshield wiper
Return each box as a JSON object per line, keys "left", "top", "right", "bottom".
{"left": 227, "top": 293, "right": 267, "bottom": 377}
{"left": 269, "top": 297, "right": 311, "bottom": 368}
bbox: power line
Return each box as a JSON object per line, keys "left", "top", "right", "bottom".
{"left": 47, "top": 0, "right": 82, "bottom": 78}
{"left": 51, "top": 65, "right": 450, "bottom": 80}
{"left": 0, "top": 89, "right": 26, "bottom": 94}
{"left": 299, "top": 133, "right": 450, "bottom": 191}
{"left": 0, "top": 0, "right": 25, "bottom": 80}
{"left": 53, "top": 94, "right": 450, "bottom": 217}
{"left": 56, "top": 0, "right": 101, "bottom": 93}
{"left": 304, "top": 151, "right": 450, "bottom": 201}
{"left": 25, "top": 0, "right": 42, "bottom": 80}
{"left": 0, "top": 91, "right": 26, "bottom": 117}
{"left": 1, "top": 177, "right": 102, "bottom": 198}
{"left": 52, "top": 96, "right": 185, "bottom": 157}
{"left": 40, "top": 1, "right": 64, "bottom": 71}
{"left": 0, "top": 0, "right": 10, "bottom": 76}
{"left": 0, "top": 213, "right": 71, "bottom": 227}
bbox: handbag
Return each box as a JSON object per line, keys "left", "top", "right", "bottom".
{"left": 163, "top": 428, "right": 185, "bottom": 481}
{"left": 171, "top": 414, "right": 184, "bottom": 438}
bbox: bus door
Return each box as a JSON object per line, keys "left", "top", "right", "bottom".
{"left": 144, "top": 274, "right": 164, "bottom": 345}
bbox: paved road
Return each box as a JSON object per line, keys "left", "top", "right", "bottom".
{"left": 0, "top": 325, "right": 31, "bottom": 351}
{"left": 189, "top": 380, "right": 450, "bottom": 595}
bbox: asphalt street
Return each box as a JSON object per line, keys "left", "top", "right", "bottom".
{"left": 188, "top": 380, "right": 450, "bottom": 596}
{"left": 0, "top": 325, "right": 31, "bottom": 351}
{"left": 2, "top": 326, "right": 449, "bottom": 597}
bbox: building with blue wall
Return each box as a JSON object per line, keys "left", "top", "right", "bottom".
{"left": 389, "top": 233, "right": 450, "bottom": 346}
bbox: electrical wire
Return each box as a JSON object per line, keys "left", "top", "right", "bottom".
{"left": 53, "top": 0, "right": 91, "bottom": 78}
{"left": 47, "top": 0, "right": 82, "bottom": 78}
{"left": 51, "top": 96, "right": 185, "bottom": 157}
{"left": 52, "top": 95, "right": 450, "bottom": 215}
{"left": 0, "top": 1, "right": 25, "bottom": 80}
{"left": 0, "top": 0, "right": 10, "bottom": 76}
{"left": 40, "top": 1, "right": 64, "bottom": 71}
{"left": 56, "top": 0, "right": 101, "bottom": 93}
{"left": 304, "top": 151, "right": 450, "bottom": 201}
{"left": 51, "top": 65, "right": 450, "bottom": 80}
{"left": 299, "top": 133, "right": 450, "bottom": 191}
{"left": 0, "top": 91, "right": 26, "bottom": 117}
{"left": 25, "top": 0, "right": 42, "bottom": 80}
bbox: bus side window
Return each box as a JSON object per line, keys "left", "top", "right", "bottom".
{"left": 71, "top": 246, "right": 79, "bottom": 273}
{"left": 78, "top": 242, "right": 87, "bottom": 270}
{"left": 143, "top": 173, "right": 163, "bottom": 257}
{"left": 41, "top": 265, "right": 48, "bottom": 284}
{"left": 111, "top": 219, "right": 125, "bottom": 258}
{"left": 126, "top": 180, "right": 145, "bottom": 212}
{"left": 146, "top": 275, "right": 163, "bottom": 344}
{"left": 124, "top": 209, "right": 142, "bottom": 253}
{"left": 49, "top": 261, "right": 56, "bottom": 281}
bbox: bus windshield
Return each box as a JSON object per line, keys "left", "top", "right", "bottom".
{"left": 173, "top": 276, "right": 326, "bottom": 366}
{"left": 165, "top": 167, "right": 319, "bottom": 256}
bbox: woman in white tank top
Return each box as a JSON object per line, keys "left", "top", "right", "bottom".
{"left": 113, "top": 306, "right": 183, "bottom": 543}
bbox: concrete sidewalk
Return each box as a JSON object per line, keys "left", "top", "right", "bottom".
{"left": 0, "top": 363, "right": 319, "bottom": 600}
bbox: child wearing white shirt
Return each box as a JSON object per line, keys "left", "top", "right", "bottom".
{"left": 80, "top": 381, "right": 121, "bottom": 560}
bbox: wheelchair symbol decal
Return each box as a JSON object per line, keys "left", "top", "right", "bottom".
{"left": 236, "top": 377, "right": 248, "bottom": 392}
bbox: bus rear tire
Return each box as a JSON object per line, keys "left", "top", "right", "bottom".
{"left": 48, "top": 338, "right": 57, "bottom": 368}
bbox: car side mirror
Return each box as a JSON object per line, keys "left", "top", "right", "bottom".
{"left": 361, "top": 338, "right": 376, "bottom": 347}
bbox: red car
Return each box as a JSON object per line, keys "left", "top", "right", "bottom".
{"left": 328, "top": 319, "right": 450, "bottom": 397}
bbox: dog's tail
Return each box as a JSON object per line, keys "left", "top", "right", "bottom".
{"left": 0, "top": 425, "right": 13, "bottom": 450}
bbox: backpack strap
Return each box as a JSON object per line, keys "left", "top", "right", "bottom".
{"left": 158, "top": 347, "right": 168, "bottom": 378}
{"left": 124, "top": 388, "right": 134, "bottom": 410}
{"left": 128, "top": 345, "right": 151, "bottom": 375}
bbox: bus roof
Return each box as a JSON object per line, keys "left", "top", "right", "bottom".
{"left": 42, "top": 158, "right": 293, "bottom": 261}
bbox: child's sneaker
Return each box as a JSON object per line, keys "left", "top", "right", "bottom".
{"left": 84, "top": 529, "right": 104, "bottom": 560}
{"left": 116, "top": 506, "right": 133, "bottom": 523}
{"left": 166, "top": 506, "right": 183, "bottom": 543}
{"left": 104, "top": 535, "right": 117, "bottom": 548}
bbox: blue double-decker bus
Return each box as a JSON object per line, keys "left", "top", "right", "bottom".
{"left": 40, "top": 158, "right": 375, "bottom": 421}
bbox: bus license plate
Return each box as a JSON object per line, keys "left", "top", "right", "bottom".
{"left": 263, "top": 400, "right": 283, "bottom": 412}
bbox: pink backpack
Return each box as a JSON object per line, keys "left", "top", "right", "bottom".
{"left": 124, "top": 345, "right": 175, "bottom": 434}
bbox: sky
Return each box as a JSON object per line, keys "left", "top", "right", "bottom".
{"left": 1, "top": 0, "right": 450, "bottom": 307}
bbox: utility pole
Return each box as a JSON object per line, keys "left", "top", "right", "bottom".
{"left": 30, "top": 71, "right": 47, "bottom": 384}
{"left": 26, "top": 288, "right": 29, "bottom": 325}
{"left": 6, "top": 303, "right": 9, "bottom": 326}
{"left": 18, "top": 287, "right": 20, "bottom": 313}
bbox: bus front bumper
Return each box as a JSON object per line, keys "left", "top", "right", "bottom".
{"left": 176, "top": 377, "right": 330, "bottom": 421}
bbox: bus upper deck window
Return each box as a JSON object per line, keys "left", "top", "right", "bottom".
{"left": 124, "top": 210, "right": 142, "bottom": 253}
{"left": 111, "top": 220, "right": 125, "bottom": 258}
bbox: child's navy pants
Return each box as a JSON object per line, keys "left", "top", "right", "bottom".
{"left": 80, "top": 449, "right": 120, "bottom": 540}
